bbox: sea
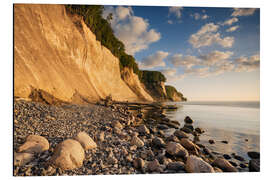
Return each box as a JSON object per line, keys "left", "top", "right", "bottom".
{"left": 164, "top": 101, "right": 260, "bottom": 160}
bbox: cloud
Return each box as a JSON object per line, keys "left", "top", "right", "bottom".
{"left": 190, "top": 13, "right": 209, "bottom": 20}
{"left": 103, "top": 6, "right": 161, "bottom": 55}
{"left": 168, "top": 7, "right": 183, "bottom": 19}
{"left": 199, "top": 50, "right": 234, "bottom": 66}
{"left": 226, "top": 25, "right": 240, "bottom": 32}
{"left": 189, "top": 23, "right": 234, "bottom": 48}
{"left": 167, "top": 20, "right": 173, "bottom": 24}
{"left": 184, "top": 67, "right": 210, "bottom": 77}
{"left": 232, "top": 8, "right": 257, "bottom": 17}
{"left": 139, "top": 51, "right": 169, "bottom": 69}
{"left": 222, "top": 17, "right": 238, "bottom": 26}
{"left": 160, "top": 68, "right": 186, "bottom": 82}
{"left": 169, "top": 54, "right": 200, "bottom": 69}
{"left": 234, "top": 54, "right": 260, "bottom": 72}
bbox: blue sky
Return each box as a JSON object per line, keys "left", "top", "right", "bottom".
{"left": 103, "top": 6, "right": 260, "bottom": 101}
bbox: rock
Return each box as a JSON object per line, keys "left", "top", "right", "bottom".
{"left": 133, "top": 158, "right": 145, "bottom": 169}
{"left": 213, "top": 167, "right": 223, "bottom": 173}
{"left": 126, "top": 154, "right": 133, "bottom": 162}
{"left": 195, "top": 127, "right": 204, "bottom": 134}
{"left": 73, "top": 131, "right": 97, "bottom": 150}
{"left": 166, "top": 142, "right": 188, "bottom": 159}
{"left": 131, "top": 136, "right": 144, "bottom": 148}
{"left": 166, "top": 135, "right": 180, "bottom": 143}
{"left": 137, "top": 124, "right": 150, "bottom": 135}
{"left": 240, "top": 163, "right": 248, "bottom": 168}
{"left": 18, "top": 135, "right": 49, "bottom": 154}
{"left": 152, "top": 137, "right": 166, "bottom": 148}
{"left": 229, "top": 161, "right": 238, "bottom": 167}
{"left": 223, "top": 154, "right": 231, "bottom": 160}
{"left": 249, "top": 159, "right": 260, "bottom": 172}
{"left": 180, "top": 138, "right": 199, "bottom": 151}
{"left": 108, "top": 156, "right": 118, "bottom": 164}
{"left": 50, "top": 139, "right": 85, "bottom": 170}
{"left": 183, "top": 124, "right": 194, "bottom": 131}
{"left": 233, "top": 155, "right": 245, "bottom": 161}
{"left": 147, "top": 159, "right": 161, "bottom": 172}
{"left": 14, "top": 152, "right": 34, "bottom": 166}
{"left": 180, "top": 127, "right": 193, "bottom": 134}
{"left": 184, "top": 116, "right": 194, "bottom": 124}
{"left": 209, "top": 139, "right": 215, "bottom": 144}
{"left": 185, "top": 155, "right": 215, "bottom": 173}
{"left": 247, "top": 151, "right": 260, "bottom": 159}
{"left": 212, "top": 158, "right": 238, "bottom": 172}
{"left": 174, "top": 130, "right": 189, "bottom": 139}
{"left": 221, "top": 140, "right": 228, "bottom": 144}
{"left": 97, "top": 131, "right": 105, "bottom": 142}
{"left": 157, "top": 124, "right": 169, "bottom": 130}
{"left": 167, "top": 162, "right": 185, "bottom": 171}
{"left": 111, "top": 120, "right": 123, "bottom": 129}
{"left": 130, "top": 145, "right": 137, "bottom": 151}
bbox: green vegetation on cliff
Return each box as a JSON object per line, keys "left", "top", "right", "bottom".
{"left": 165, "top": 85, "right": 187, "bottom": 101}
{"left": 65, "top": 5, "right": 186, "bottom": 101}
{"left": 140, "top": 70, "right": 166, "bottom": 84}
{"left": 65, "top": 5, "right": 140, "bottom": 76}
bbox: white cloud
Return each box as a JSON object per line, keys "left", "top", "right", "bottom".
{"left": 168, "top": 7, "right": 183, "bottom": 19}
{"left": 201, "top": 14, "right": 209, "bottom": 20}
{"left": 200, "top": 50, "right": 234, "bottom": 66}
{"left": 189, "top": 23, "right": 234, "bottom": 48}
{"left": 139, "top": 51, "right": 169, "bottom": 69}
{"left": 226, "top": 25, "right": 240, "bottom": 32}
{"left": 103, "top": 6, "right": 161, "bottom": 55}
{"left": 232, "top": 8, "right": 257, "bottom": 17}
{"left": 169, "top": 54, "right": 200, "bottom": 69}
{"left": 167, "top": 20, "right": 173, "bottom": 24}
{"left": 222, "top": 17, "right": 238, "bottom": 26}
{"left": 191, "top": 13, "right": 209, "bottom": 20}
{"left": 234, "top": 54, "right": 260, "bottom": 72}
{"left": 160, "top": 68, "right": 186, "bottom": 82}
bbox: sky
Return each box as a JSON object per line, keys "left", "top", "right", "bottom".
{"left": 102, "top": 6, "right": 260, "bottom": 101}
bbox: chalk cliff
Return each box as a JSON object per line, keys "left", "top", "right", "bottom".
{"left": 14, "top": 4, "right": 153, "bottom": 103}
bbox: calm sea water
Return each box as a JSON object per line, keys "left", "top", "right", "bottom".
{"left": 164, "top": 101, "right": 260, "bottom": 160}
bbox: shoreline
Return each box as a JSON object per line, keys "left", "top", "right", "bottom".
{"left": 13, "top": 99, "right": 260, "bottom": 176}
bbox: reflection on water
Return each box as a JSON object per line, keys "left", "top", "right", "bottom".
{"left": 163, "top": 101, "right": 260, "bottom": 160}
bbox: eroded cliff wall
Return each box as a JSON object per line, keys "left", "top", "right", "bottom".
{"left": 14, "top": 4, "right": 153, "bottom": 103}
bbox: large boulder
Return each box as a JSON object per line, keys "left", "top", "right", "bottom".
{"left": 185, "top": 155, "right": 215, "bottom": 173}
{"left": 247, "top": 151, "right": 260, "bottom": 159}
{"left": 131, "top": 136, "right": 144, "bottom": 148}
{"left": 50, "top": 139, "right": 85, "bottom": 170}
{"left": 249, "top": 159, "right": 260, "bottom": 172}
{"left": 73, "top": 131, "right": 97, "bottom": 150}
{"left": 14, "top": 152, "right": 34, "bottom": 166}
{"left": 212, "top": 158, "right": 238, "bottom": 172}
{"left": 18, "top": 135, "right": 49, "bottom": 154}
{"left": 166, "top": 142, "right": 188, "bottom": 159}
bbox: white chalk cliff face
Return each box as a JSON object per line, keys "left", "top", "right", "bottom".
{"left": 14, "top": 4, "right": 153, "bottom": 103}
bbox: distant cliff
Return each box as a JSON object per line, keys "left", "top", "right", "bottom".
{"left": 165, "top": 85, "right": 187, "bottom": 102}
